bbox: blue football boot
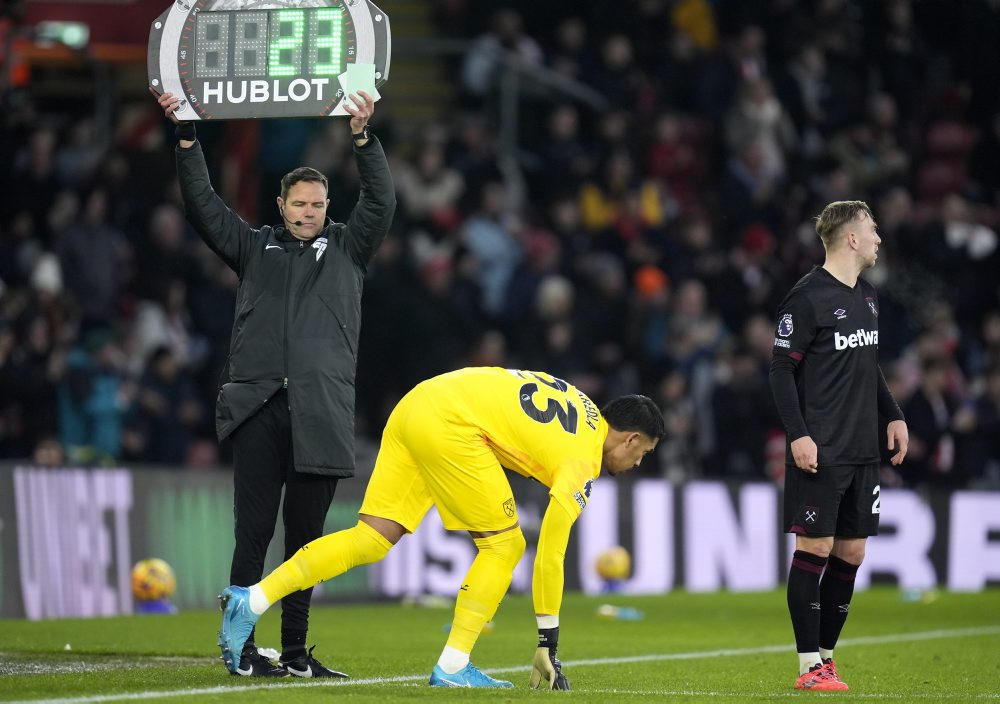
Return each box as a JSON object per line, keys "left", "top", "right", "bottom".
{"left": 429, "top": 663, "right": 514, "bottom": 688}
{"left": 217, "top": 586, "right": 259, "bottom": 674}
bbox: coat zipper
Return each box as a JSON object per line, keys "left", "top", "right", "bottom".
{"left": 282, "top": 242, "right": 298, "bottom": 395}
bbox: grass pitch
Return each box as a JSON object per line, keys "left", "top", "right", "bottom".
{"left": 1, "top": 588, "right": 998, "bottom": 703}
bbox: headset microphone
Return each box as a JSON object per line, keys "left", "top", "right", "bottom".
{"left": 280, "top": 206, "right": 303, "bottom": 227}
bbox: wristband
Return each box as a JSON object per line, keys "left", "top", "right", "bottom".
{"left": 537, "top": 626, "right": 559, "bottom": 649}
{"left": 175, "top": 122, "right": 196, "bottom": 142}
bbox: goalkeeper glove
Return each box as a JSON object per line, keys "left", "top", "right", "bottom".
{"left": 529, "top": 627, "right": 570, "bottom": 690}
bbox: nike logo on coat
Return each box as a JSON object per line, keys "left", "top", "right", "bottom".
{"left": 265, "top": 244, "right": 282, "bottom": 251}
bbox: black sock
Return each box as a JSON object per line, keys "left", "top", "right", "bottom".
{"left": 788, "top": 550, "right": 827, "bottom": 654}
{"left": 281, "top": 629, "right": 307, "bottom": 661}
{"left": 819, "top": 555, "right": 860, "bottom": 652}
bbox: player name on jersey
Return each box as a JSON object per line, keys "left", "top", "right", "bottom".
{"left": 576, "top": 390, "right": 599, "bottom": 430}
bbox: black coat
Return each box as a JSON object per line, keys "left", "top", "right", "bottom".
{"left": 176, "top": 138, "right": 396, "bottom": 476}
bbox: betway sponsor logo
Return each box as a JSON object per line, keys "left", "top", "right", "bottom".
{"left": 835, "top": 329, "right": 878, "bottom": 350}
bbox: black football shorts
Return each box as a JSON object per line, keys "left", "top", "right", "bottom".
{"left": 783, "top": 462, "right": 880, "bottom": 538}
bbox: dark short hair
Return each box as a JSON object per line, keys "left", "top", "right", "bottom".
{"left": 280, "top": 167, "right": 328, "bottom": 200}
{"left": 815, "top": 200, "right": 873, "bottom": 249}
{"left": 601, "top": 395, "right": 666, "bottom": 440}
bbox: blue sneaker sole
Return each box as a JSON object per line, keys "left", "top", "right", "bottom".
{"left": 218, "top": 591, "right": 237, "bottom": 673}
{"left": 428, "top": 676, "right": 466, "bottom": 688}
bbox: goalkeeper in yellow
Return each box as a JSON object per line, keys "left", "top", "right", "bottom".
{"left": 217, "top": 367, "right": 664, "bottom": 688}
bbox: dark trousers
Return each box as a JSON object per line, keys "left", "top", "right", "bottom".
{"left": 229, "top": 388, "right": 338, "bottom": 640}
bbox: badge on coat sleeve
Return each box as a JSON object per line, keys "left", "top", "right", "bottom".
{"left": 777, "top": 313, "right": 794, "bottom": 337}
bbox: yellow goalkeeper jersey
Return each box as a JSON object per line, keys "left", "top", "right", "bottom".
{"left": 419, "top": 367, "right": 608, "bottom": 518}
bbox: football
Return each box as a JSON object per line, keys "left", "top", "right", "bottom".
{"left": 131, "top": 558, "right": 177, "bottom": 601}
{"left": 594, "top": 546, "right": 632, "bottom": 581}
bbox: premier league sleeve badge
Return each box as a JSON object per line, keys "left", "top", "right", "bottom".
{"left": 778, "top": 313, "right": 794, "bottom": 337}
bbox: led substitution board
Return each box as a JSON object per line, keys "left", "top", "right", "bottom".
{"left": 148, "top": 0, "right": 390, "bottom": 120}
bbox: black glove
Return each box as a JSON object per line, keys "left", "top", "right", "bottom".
{"left": 175, "top": 121, "right": 196, "bottom": 142}
{"left": 529, "top": 627, "right": 570, "bottom": 690}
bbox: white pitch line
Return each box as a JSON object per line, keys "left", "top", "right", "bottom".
{"left": 6, "top": 625, "right": 999, "bottom": 704}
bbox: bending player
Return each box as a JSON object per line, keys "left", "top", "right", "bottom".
{"left": 216, "top": 366, "right": 663, "bottom": 688}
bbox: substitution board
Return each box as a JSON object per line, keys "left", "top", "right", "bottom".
{"left": 148, "top": 0, "right": 390, "bottom": 120}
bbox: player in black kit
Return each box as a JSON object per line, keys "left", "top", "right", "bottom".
{"left": 769, "top": 200, "right": 909, "bottom": 691}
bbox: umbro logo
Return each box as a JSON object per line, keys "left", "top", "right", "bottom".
{"left": 834, "top": 308, "right": 846, "bottom": 320}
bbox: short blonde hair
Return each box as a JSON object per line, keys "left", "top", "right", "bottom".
{"left": 815, "top": 200, "right": 873, "bottom": 249}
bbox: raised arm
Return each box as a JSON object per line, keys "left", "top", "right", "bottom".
{"left": 341, "top": 91, "right": 396, "bottom": 268}
{"left": 152, "top": 89, "right": 258, "bottom": 274}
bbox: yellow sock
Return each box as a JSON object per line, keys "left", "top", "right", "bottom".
{"left": 445, "top": 529, "right": 526, "bottom": 654}
{"left": 259, "top": 520, "right": 392, "bottom": 605}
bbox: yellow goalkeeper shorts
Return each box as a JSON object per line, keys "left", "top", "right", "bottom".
{"left": 359, "top": 384, "right": 519, "bottom": 533}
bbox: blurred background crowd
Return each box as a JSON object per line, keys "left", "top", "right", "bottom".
{"left": 0, "top": 0, "right": 998, "bottom": 490}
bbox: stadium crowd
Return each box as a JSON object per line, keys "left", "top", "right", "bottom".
{"left": 0, "top": 0, "right": 998, "bottom": 490}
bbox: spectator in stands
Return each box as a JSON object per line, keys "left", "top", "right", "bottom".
{"left": 725, "top": 77, "right": 797, "bottom": 183}
{"left": 55, "top": 187, "right": 131, "bottom": 326}
{"left": 133, "top": 345, "right": 203, "bottom": 464}
{"left": 57, "top": 326, "right": 132, "bottom": 464}
{"left": 547, "top": 17, "right": 597, "bottom": 82}
{"left": 393, "top": 141, "right": 465, "bottom": 238}
{"left": 902, "top": 355, "right": 966, "bottom": 487}
{"left": 587, "top": 34, "right": 645, "bottom": 111}
{"left": 533, "top": 104, "right": 592, "bottom": 204}
{"left": 0, "top": 313, "right": 60, "bottom": 459}
{"left": 710, "top": 342, "right": 775, "bottom": 478}
{"left": 651, "top": 365, "right": 698, "bottom": 481}
{"left": 134, "top": 203, "right": 199, "bottom": 300}
{"left": 876, "top": 0, "right": 928, "bottom": 122}
{"left": 776, "top": 45, "right": 837, "bottom": 160}
{"left": 7, "top": 127, "right": 59, "bottom": 229}
{"left": 717, "top": 139, "right": 783, "bottom": 233}
{"left": 461, "top": 180, "right": 522, "bottom": 319}
{"left": 957, "top": 365, "right": 1000, "bottom": 488}
{"left": 460, "top": 8, "right": 543, "bottom": 104}
{"left": 828, "top": 93, "right": 909, "bottom": 191}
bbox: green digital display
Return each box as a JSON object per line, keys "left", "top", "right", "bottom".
{"left": 193, "top": 9, "right": 344, "bottom": 80}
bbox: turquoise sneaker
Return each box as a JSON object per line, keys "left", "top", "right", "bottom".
{"left": 429, "top": 663, "right": 513, "bottom": 688}
{"left": 218, "top": 586, "right": 259, "bottom": 674}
